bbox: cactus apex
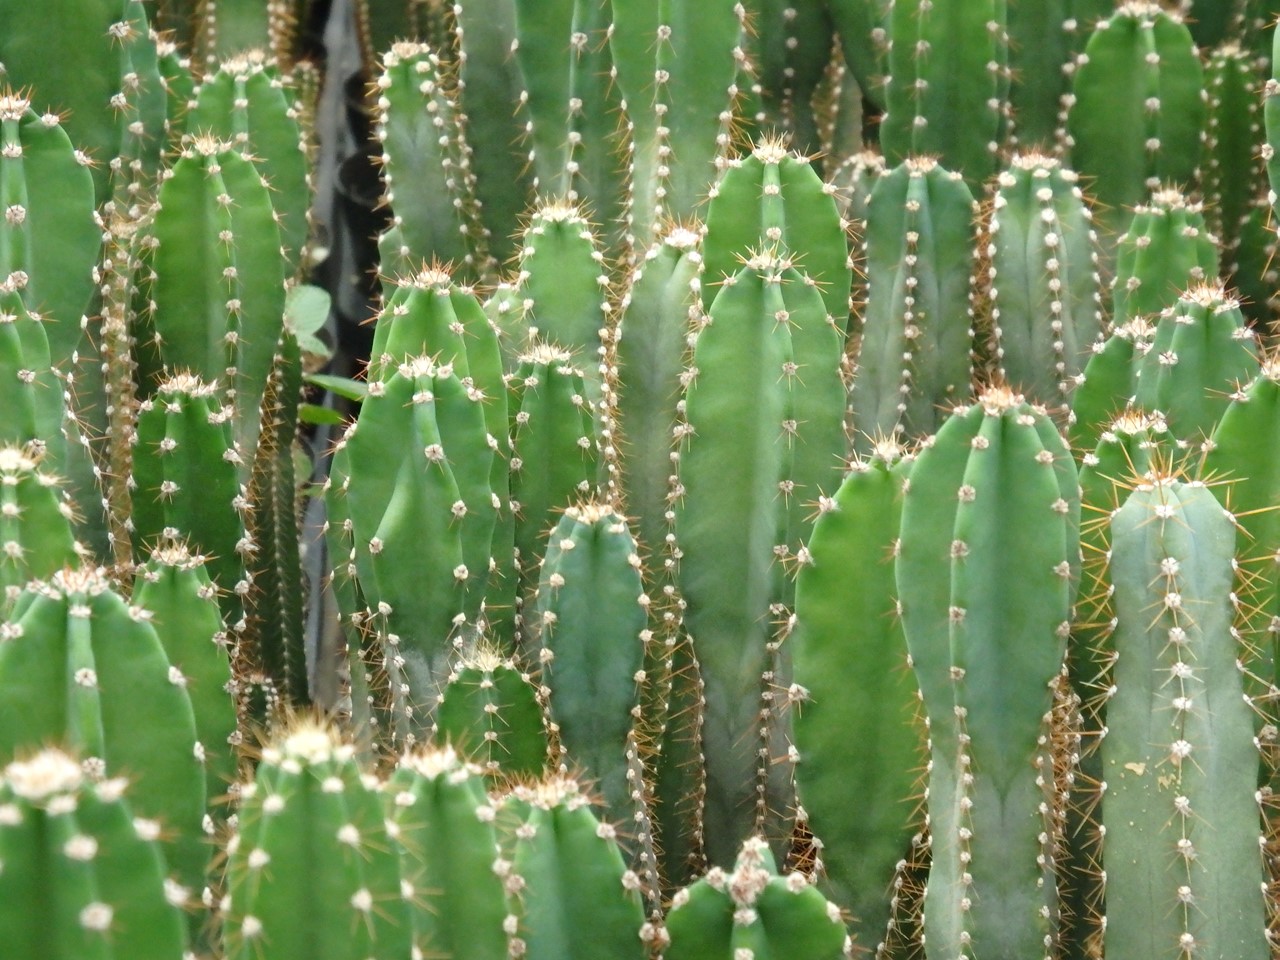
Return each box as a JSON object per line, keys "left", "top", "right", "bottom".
{"left": 3, "top": 747, "right": 85, "bottom": 801}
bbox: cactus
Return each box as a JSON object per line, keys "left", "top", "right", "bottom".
{"left": 533, "top": 501, "right": 648, "bottom": 818}
{"left": 133, "top": 543, "right": 238, "bottom": 814}
{"left": 0, "top": 748, "right": 191, "bottom": 960}
{"left": 664, "top": 835, "right": 851, "bottom": 960}
{"left": 130, "top": 373, "right": 251, "bottom": 615}
{"left": 373, "top": 41, "right": 492, "bottom": 281}
{"left": 1110, "top": 188, "right": 1219, "bottom": 331}
{"left": 981, "top": 153, "right": 1103, "bottom": 421}
{"left": 500, "top": 775, "right": 652, "bottom": 960}
{"left": 790, "top": 441, "right": 922, "bottom": 949}
{"left": 189, "top": 50, "right": 311, "bottom": 273}
{"left": 897, "top": 386, "right": 1080, "bottom": 960}
{"left": 222, "top": 720, "right": 413, "bottom": 960}
{"left": 0, "top": 568, "right": 208, "bottom": 893}
{"left": 433, "top": 642, "right": 551, "bottom": 782}
{"left": 143, "top": 134, "right": 287, "bottom": 467}
{"left": 1067, "top": 3, "right": 1205, "bottom": 240}
{"left": 1099, "top": 475, "right": 1269, "bottom": 959}
{"left": 608, "top": 0, "right": 747, "bottom": 250}
{"left": 389, "top": 746, "right": 512, "bottom": 960}
{"left": 849, "top": 157, "right": 977, "bottom": 450}
{"left": 880, "top": 0, "right": 1008, "bottom": 187}
{"left": 674, "top": 248, "right": 845, "bottom": 864}
{"left": 0, "top": 446, "right": 81, "bottom": 607}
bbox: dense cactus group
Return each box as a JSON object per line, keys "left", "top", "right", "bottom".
{"left": 8, "top": 1, "right": 1280, "bottom": 958}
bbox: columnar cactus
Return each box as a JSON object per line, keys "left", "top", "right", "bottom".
{"left": 0, "top": 445, "right": 80, "bottom": 607}
{"left": 850, "top": 157, "right": 977, "bottom": 450}
{"left": 222, "top": 720, "right": 412, "bottom": 960}
{"left": 534, "top": 501, "right": 648, "bottom": 818}
{"left": 675, "top": 246, "right": 845, "bottom": 865}
{"left": 1066, "top": 3, "right": 1205, "bottom": 239}
{"left": 389, "top": 746, "right": 511, "bottom": 960}
{"left": 897, "top": 387, "right": 1080, "bottom": 960}
{"left": 981, "top": 153, "right": 1102, "bottom": 421}
{"left": 880, "top": 0, "right": 1008, "bottom": 187}
{"left": 1100, "top": 475, "right": 1269, "bottom": 959}
{"left": 663, "top": 835, "right": 851, "bottom": 960}
{"left": 0, "top": 568, "right": 208, "bottom": 892}
{"left": 0, "top": 748, "right": 191, "bottom": 960}
{"left": 790, "top": 441, "right": 921, "bottom": 948}
{"left": 500, "top": 775, "right": 652, "bottom": 960}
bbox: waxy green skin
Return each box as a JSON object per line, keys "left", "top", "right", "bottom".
{"left": 0, "top": 571, "right": 207, "bottom": 895}
{"left": 608, "top": 0, "right": 745, "bottom": 251}
{"left": 1101, "top": 479, "right": 1268, "bottom": 960}
{"left": 223, "top": 725, "right": 412, "bottom": 960}
{"left": 502, "top": 779, "right": 649, "bottom": 960}
{"left": 1068, "top": 4, "right": 1204, "bottom": 241}
{"left": 984, "top": 154, "right": 1102, "bottom": 420}
{"left": 1068, "top": 318, "right": 1153, "bottom": 455}
{"left": 133, "top": 547, "right": 238, "bottom": 815}
{"left": 535, "top": 503, "right": 647, "bottom": 817}
{"left": 507, "top": 348, "right": 598, "bottom": 636}
{"left": 791, "top": 450, "right": 920, "bottom": 949}
{"left": 614, "top": 224, "right": 701, "bottom": 561}
{"left": 131, "top": 376, "right": 250, "bottom": 622}
{"left": 146, "top": 138, "right": 286, "bottom": 469}
{"left": 0, "top": 750, "right": 190, "bottom": 960}
{"left": 851, "top": 158, "right": 977, "bottom": 451}
{"left": 0, "top": 447, "right": 79, "bottom": 609}
{"left": 340, "top": 357, "right": 494, "bottom": 733}
{"left": 1204, "top": 363, "right": 1280, "bottom": 704}
{"left": 374, "top": 42, "right": 492, "bottom": 282}
{"left": 825, "top": 0, "right": 891, "bottom": 110}
{"left": 1204, "top": 45, "right": 1263, "bottom": 264}
{"left": 664, "top": 836, "right": 850, "bottom": 960}
{"left": 675, "top": 253, "right": 844, "bottom": 866}
{"left": 511, "top": 0, "right": 627, "bottom": 251}
{"left": 1110, "top": 191, "right": 1220, "bottom": 331}
{"left": 897, "top": 393, "right": 1079, "bottom": 960}
{"left": 190, "top": 52, "right": 310, "bottom": 273}
{"left": 1131, "top": 287, "right": 1259, "bottom": 447}
{"left": 433, "top": 646, "right": 550, "bottom": 782}
{"left": 0, "top": 0, "right": 165, "bottom": 203}
{"left": 881, "top": 0, "right": 1007, "bottom": 187}
{"left": 388, "top": 749, "right": 511, "bottom": 960}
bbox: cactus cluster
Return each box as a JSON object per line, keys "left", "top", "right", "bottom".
{"left": 7, "top": 1, "right": 1280, "bottom": 958}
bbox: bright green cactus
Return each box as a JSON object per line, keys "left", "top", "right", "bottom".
{"left": 533, "top": 501, "right": 648, "bottom": 818}
{"left": 143, "top": 134, "right": 287, "bottom": 467}
{"left": 1110, "top": 187, "right": 1220, "bottom": 331}
{"left": 500, "top": 775, "right": 652, "bottom": 960}
{"left": 389, "top": 746, "right": 512, "bottom": 960}
{"left": 1099, "top": 475, "right": 1269, "bottom": 960}
{"left": 608, "top": 0, "right": 748, "bottom": 251}
{"left": 0, "top": 568, "right": 208, "bottom": 895}
{"left": 373, "top": 41, "right": 493, "bottom": 282}
{"left": 433, "top": 642, "right": 550, "bottom": 782}
{"left": 850, "top": 157, "right": 977, "bottom": 450}
{"left": 510, "top": 0, "right": 628, "bottom": 250}
{"left": 897, "top": 386, "right": 1080, "bottom": 960}
{"left": 507, "top": 344, "right": 598, "bottom": 637}
{"left": 674, "top": 247, "right": 845, "bottom": 865}
{"left": 133, "top": 544, "right": 238, "bottom": 815}
{"left": 1067, "top": 2, "right": 1205, "bottom": 240}
{"left": 982, "top": 153, "right": 1103, "bottom": 420}
{"left": 880, "top": 0, "right": 1008, "bottom": 187}
{"left": 790, "top": 440, "right": 921, "bottom": 950}
{"left": 663, "top": 835, "right": 851, "bottom": 960}
{"left": 0, "top": 748, "right": 191, "bottom": 960}
{"left": 189, "top": 50, "right": 311, "bottom": 273}
{"left": 222, "top": 719, "right": 412, "bottom": 960}
{"left": 0, "top": 445, "right": 81, "bottom": 608}
{"left": 130, "top": 373, "right": 251, "bottom": 620}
